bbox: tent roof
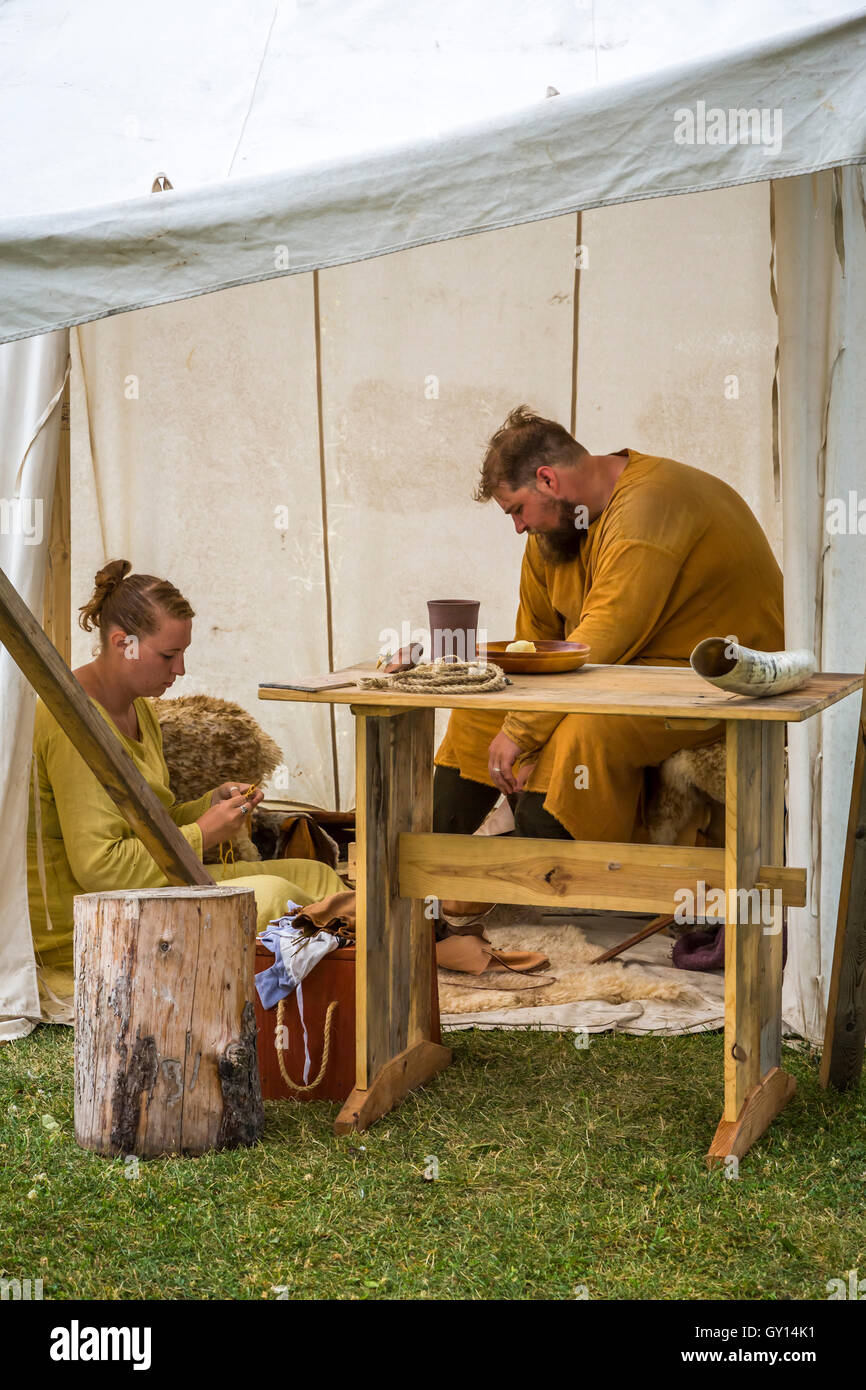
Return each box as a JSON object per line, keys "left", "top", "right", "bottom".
{"left": 1, "top": 0, "right": 865, "bottom": 343}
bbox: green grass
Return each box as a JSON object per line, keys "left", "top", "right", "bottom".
{"left": 1, "top": 1025, "right": 864, "bottom": 1300}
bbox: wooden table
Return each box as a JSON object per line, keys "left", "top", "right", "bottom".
{"left": 259, "top": 663, "right": 863, "bottom": 1163}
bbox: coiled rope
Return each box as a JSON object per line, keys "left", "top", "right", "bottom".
{"left": 359, "top": 657, "right": 509, "bottom": 695}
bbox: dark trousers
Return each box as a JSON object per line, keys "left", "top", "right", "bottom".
{"left": 432, "top": 765, "right": 572, "bottom": 839}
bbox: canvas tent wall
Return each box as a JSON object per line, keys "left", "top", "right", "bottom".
{"left": 1, "top": 0, "right": 865, "bottom": 1043}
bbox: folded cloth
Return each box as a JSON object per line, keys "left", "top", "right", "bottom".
{"left": 256, "top": 904, "right": 340, "bottom": 1008}
{"left": 292, "top": 889, "right": 357, "bottom": 943}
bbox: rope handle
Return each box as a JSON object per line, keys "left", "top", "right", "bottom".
{"left": 275, "top": 998, "right": 337, "bottom": 1093}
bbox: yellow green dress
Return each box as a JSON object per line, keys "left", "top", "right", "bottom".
{"left": 27, "top": 694, "right": 345, "bottom": 1023}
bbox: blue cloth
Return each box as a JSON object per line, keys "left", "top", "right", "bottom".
{"left": 255, "top": 903, "right": 341, "bottom": 1009}
{"left": 256, "top": 903, "right": 303, "bottom": 1009}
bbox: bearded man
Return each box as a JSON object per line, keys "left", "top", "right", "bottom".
{"left": 432, "top": 406, "right": 784, "bottom": 843}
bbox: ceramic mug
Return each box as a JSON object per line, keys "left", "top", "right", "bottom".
{"left": 427, "top": 599, "right": 480, "bottom": 663}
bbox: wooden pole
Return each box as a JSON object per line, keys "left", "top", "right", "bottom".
{"left": 0, "top": 562, "right": 213, "bottom": 887}
{"left": 821, "top": 673, "right": 866, "bottom": 1089}
{"left": 74, "top": 885, "right": 262, "bottom": 1156}
{"left": 41, "top": 379, "right": 71, "bottom": 664}
{"left": 591, "top": 914, "right": 676, "bottom": 964}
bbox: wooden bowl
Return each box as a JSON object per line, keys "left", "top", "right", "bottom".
{"left": 481, "top": 640, "right": 591, "bottom": 674}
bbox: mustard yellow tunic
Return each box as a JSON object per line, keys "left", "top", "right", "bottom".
{"left": 28, "top": 695, "right": 345, "bottom": 1022}
{"left": 435, "top": 449, "right": 784, "bottom": 839}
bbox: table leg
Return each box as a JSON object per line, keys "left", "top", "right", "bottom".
{"left": 706, "top": 720, "right": 796, "bottom": 1166}
{"left": 334, "top": 708, "right": 451, "bottom": 1134}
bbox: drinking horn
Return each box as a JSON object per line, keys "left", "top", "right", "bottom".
{"left": 690, "top": 637, "right": 817, "bottom": 697}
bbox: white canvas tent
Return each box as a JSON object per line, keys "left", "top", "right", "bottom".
{"left": 1, "top": 0, "right": 864, "bottom": 1043}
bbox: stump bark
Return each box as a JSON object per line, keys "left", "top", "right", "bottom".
{"left": 74, "top": 885, "right": 264, "bottom": 1157}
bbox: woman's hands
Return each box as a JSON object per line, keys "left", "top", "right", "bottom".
{"left": 198, "top": 782, "right": 265, "bottom": 853}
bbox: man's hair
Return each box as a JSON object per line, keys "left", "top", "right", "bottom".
{"left": 474, "top": 405, "right": 586, "bottom": 500}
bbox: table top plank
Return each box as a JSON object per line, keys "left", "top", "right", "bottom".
{"left": 259, "top": 663, "right": 863, "bottom": 723}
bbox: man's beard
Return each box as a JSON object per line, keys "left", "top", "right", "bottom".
{"left": 534, "top": 498, "right": 587, "bottom": 563}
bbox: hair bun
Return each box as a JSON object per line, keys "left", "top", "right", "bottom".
{"left": 94, "top": 559, "right": 132, "bottom": 595}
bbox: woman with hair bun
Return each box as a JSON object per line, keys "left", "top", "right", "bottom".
{"left": 28, "top": 560, "right": 346, "bottom": 1022}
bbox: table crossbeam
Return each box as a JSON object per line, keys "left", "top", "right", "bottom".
{"left": 398, "top": 832, "right": 804, "bottom": 916}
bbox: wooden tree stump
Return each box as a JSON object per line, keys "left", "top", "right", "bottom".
{"left": 74, "top": 885, "right": 264, "bottom": 1158}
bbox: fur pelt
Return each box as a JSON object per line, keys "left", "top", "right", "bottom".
{"left": 152, "top": 694, "right": 283, "bottom": 864}
{"left": 644, "top": 740, "right": 726, "bottom": 846}
{"left": 438, "top": 922, "right": 699, "bottom": 1015}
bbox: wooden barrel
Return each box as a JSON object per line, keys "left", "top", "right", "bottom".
{"left": 74, "top": 885, "right": 263, "bottom": 1158}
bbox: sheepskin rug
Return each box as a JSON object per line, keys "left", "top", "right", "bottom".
{"left": 438, "top": 922, "right": 699, "bottom": 1015}
{"left": 153, "top": 694, "right": 283, "bottom": 864}
{"left": 644, "top": 739, "right": 726, "bottom": 844}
